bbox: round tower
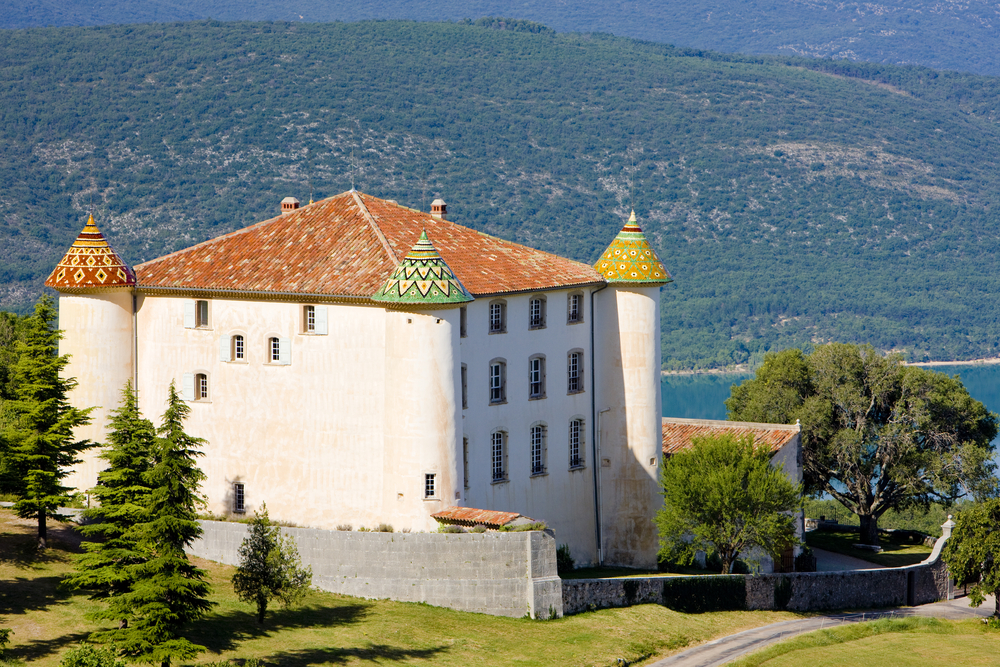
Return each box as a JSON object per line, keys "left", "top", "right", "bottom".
{"left": 593, "top": 210, "right": 672, "bottom": 567}
{"left": 372, "top": 230, "right": 473, "bottom": 531}
{"left": 44, "top": 213, "right": 136, "bottom": 495}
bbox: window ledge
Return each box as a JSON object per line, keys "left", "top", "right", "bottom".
{"left": 567, "top": 389, "right": 585, "bottom": 395}
{"left": 569, "top": 464, "right": 587, "bottom": 472}
{"left": 488, "top": 330, "right": 507, "bottom": 335}
{"left": 422, "top": 497, "right": 440, "bottom": 502}
{"left": 529, "top": 325, "right": 546, "bottom": 331}
{"left": 567, "top": 319, "right": 584, "bottom": 325}
{"left": 489, "top": 400, "right": 507, "bottom": 406}
{"left": 227, "top": 360, "right": 249, "bottom": 364}
{"left": 530, "top": 471, "right": 548, "bottom": 478}
{"left": 187, "top": 400, "right": 213, "bottom": 404}
{"left": 529, "top": 395, "right": 546, "bottom": 401}
{"left": 491, "top": 478, "right": 509, "bottom": 485}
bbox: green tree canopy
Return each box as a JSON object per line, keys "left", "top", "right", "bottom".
{"left": 655, "top": 433, "right": 801, "bottom": 575}
{"left": 232, "top": 502, "right": 313, "bottom": 625}
{"left": 64, "top": 380, "right": 156, "bottom": 620}
{"left": 942, "top": 499, "right": 1000, "bottom": 618}
{"left": 727, "top": 343, "right": 998, "bottom": 545}
{"left": 2, "top": 295, "right": 93, "bottom": 549}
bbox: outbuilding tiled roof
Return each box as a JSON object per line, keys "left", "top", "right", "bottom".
{"left": 430, "top": 507, "right": 526, "bottom": 527}
{"left": 135, "top": 191, "right": 603, "bottom": 299}
{"left": 45, "top": 213, "right": 136, "bottom": 292}
{"left": 662, "top": 418, "right": 799, "bottom": 456}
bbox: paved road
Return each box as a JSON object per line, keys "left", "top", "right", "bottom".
{"left": 812, "top": 547, "right": 880, "bottom": 572}
{"left": 646, "top": 594, "right": 996, "bottom": 667}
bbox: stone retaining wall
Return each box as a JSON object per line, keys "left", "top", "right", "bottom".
{"left": 188, "top": 521, "right": 563, "bottom": 619}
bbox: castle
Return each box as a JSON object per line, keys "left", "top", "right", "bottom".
{"left": 47, "top": 191, "right": 671, "bottom": 567}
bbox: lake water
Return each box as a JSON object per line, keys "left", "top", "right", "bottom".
{"left": 663, "top": 364, "right": 1000, "bottom": 445}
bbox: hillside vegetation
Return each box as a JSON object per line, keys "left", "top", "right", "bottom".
{"left": 3, "top": 21, "right": 1000, "bottom": 368}
{"left": 4, "top": 0, "right": 1000, "bottom": 76}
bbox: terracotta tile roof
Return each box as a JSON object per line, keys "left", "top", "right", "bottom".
{"left": 594, "top": 210, "right": 672, "bottom": 286}
{"left": 135, "top": 191, "right": 603, "bottom": 299}
{"left": 431, "top": 507, "right": 526, "bottom": 527}
{"left": 662, "top": 418, "right": 799, "bottom": 456}
{"left": 45, "top": 213, "right": 136, "bottom": 292}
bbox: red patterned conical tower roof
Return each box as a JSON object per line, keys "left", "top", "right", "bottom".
{"left": 45, "top": 213, "right": 136, "bottom": 292}
{"left": 594, "top": 210, "right": 672, "bottom": 286}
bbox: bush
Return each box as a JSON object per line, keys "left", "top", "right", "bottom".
{"left": 438, "top": 525, "right": 464, "bottom": 533}
{"left": 556, "top": 544, "right": 575, "bottom": 575}
{"left": 469, "top": 525, "right": 486, "bottom": 533}
{"left": 335, "top": 524, "right": 352, "bottom": 531}
{"left": 374, "top": 523, "right": 393, "bottom": 533}
{"left": 795, "top": 547, "right": 817, "bottom": 572}
{"left": 59, "top": 645, "right": 126, "bottom": 667}
{"left": 660, "top": 576, "right": 747, "bottom": 613}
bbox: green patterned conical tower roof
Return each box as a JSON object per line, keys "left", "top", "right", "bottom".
{"left": 372, "top": 230, "right": 473, "bottom": 308}
{"left": 594, "top": 210, "right": 672, "bottom": 285}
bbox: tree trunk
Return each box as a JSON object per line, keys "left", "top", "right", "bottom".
{"left": 38, "top": 510, "right": 47, "bottom": 550}
{"left": 858, "top": 514, "right": 879, "bottom": 546}
{"left": 995, "top": 592, "right": 999, "bottom": 619}
{"left": 257, "top": 601, "right": 267, "bottom": 625}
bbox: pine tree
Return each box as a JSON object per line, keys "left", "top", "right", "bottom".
{"left": 3, "top": 295, "right": 93, "bottom": 549}
{"left": 232, "top": 502, "right": 313, "bottom": 624}
{"left": 92, "top": 381, "right": 213, "bottom": 667}
{"left": 64, "top": 380, "right": 156, "bottom": 622}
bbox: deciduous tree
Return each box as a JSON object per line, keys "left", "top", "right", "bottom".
{"left": 727, "top": 344, "right": 998, "bottom": 545}
{"left": 232, "top": 502, "right": 313, "bottom": 625}
{"left": 3, "top": 296, "right": 93, "bottom": 549}
{"left": 655, "top": 433, "right": 801, "bottom": 575}
{"left": 942, "top": 499, "right": 1000, "bottom": 618}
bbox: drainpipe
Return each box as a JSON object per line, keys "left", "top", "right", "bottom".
{"left": 590, "top": 283, "right": 609, "bottom": 566}
{"left": 132, "top": 291, "right": 138, "bottom": 388}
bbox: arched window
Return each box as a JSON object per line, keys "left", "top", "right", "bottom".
{"left": 232, "top": 334, "right": 245, "bottom": 361}
{"left": 489, "top": 359, "right": 507, "bottom": 404}
{"left": 491, "top": 431, "right": 507, "bottom": 482}
{"left": 567, "top": 349, "right": 584, "bottom": 393}
{"left": 530, "top": 423, "right": 547, "bottom": 475}
{"left": 266, "top": 336, "right": 291, "bottom": 365}
{"left": 529, "top": 354, "right": 546, "bottom": 399}
{"left": 195, "top": 373, "right": 208, "bottom": 400}
{"left": 489, "top": 300, "right": 507, "bottom": 334}
{"left": 529, "top": 295, "right": 546, "bottom": 329}
{"left": 569, "top": 418, "right": 585, "bottom": 469}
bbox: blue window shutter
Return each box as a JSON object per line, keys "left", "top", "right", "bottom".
{"left": 278, "top": 337, "right": 291, "bottom": 365}
{"left": 315, "top": 306, "right": 328, "bottom": 335}
{"left": 183, "top": 301, "right": 196, "bottom": 329}
{"left": 219, "top": 336, "right": 231, "bottom": 362}
{"left": 182, "top": 373, "right": 195, "bottom": 401}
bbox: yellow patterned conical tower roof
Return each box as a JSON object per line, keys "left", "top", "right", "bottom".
{"left": 45, "top": 213, "right": 136, "bottom": 292}
{"left": 372, "top": 230, "right": 473, "bottom": 308}
{"left": 594, "top": 210, "right": 672, "bottom": 285}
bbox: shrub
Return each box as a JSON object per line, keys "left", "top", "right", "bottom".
{"left": 795, "top": 547, "right": 817, "bottom": 572}
{"left": 660, "top": 576, "right": 747, "bottom": 613}
{"left": 335, "top": 524, "right": 352, "bottom": 531}
{"left": 59, "top": 645, "right": 126, "bottom": 667}
{"left": 556, "top": 544, "right": 575, "bottom": 575}
{"left": 375, "top": 523, "right": 394, "bottom": 533}
{"left": 438, "top": 525, "right": 464, "bottom": 533}
{"left": 469, "top": 525, "right": 486, "bottom": 533}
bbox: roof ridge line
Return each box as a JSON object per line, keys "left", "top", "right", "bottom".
{"left": 352, "top": 191, "right": 399, "bottom": 265}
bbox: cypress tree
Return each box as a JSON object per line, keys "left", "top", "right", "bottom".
{"left": 3, "top": 295, "right": 93, "bottom": 549}
{"left": 93, "top": 381, "right": 213, "bottom": 667}
{"left": 64, "top": 380, "right": 156, "bottom": 623}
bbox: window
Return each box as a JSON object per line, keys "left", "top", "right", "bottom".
{"left": 195, "top": 373, "right": 208, "bottom": 400}
{"left": 424, "top": 473, "right": 436, "bottom": 499}
{"left": 568, "top": 350, "right": 583, "bottom": 393}
{"left": 305, "top": 305, "right": 316, "bottom": 332}
{"left": 463, "top": 437, "right": 470, "bottom": 489}
{"left": 491, "top": 431, "right": 507, "bottom": 482}
{"left": 489, "top": 360, "right": 506, "bottom": 404}
{"left": 489, "top": 300, "right": 506, "bottom": 334}
{"left": 233, "top": 335, "right": 245, "bottom": 360}
{"left": 529, "top": 355, "right": 546, "bottom": 399}
{"left": 530, "top": 424, "right": 547, "bottom": 475}
{"left": 196, "top": 300, "right": 209, "bottom": 328}
{"left": 460, "top": 306, "right": 468, "bottom": 338}
{"left": 569, "top": 419, "right": 585, "bottom": 468}
{"left": 219, "top": 334, "right": 246, "bottom": 362}
{"left": 302, "top": 305, "right": 328, "bottom": 334}
{"left": 529, "top": 296, "right": 546, "bottom": 329}
{"left": 461, "top": 364, "right": 468, "bottom": 409}
{"left": 233, "top": 483, "right": 245, "bottom": 513}
{"left": 270, "top": 337, "right": 281, "bottom": 362}
{"left": 568, "top": 292, "right": 583, "bottom": 323}
{"left": 267, "top": 337, "right": 291, "bottom": 365}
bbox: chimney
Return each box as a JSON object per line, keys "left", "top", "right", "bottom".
{"left": 430, "top": 198, "right": 447, "bottom": 219}
{"left": 281, "top": 197, "right": 300, "bottom": 215}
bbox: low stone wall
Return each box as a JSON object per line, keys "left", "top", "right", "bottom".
{"left": 188, "top": 521, "right": 563, "bottom": 619}
{"left": 564, "top": 552, "right": 950, "bottom": 615}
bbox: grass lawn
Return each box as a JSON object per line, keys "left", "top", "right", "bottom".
{"left": 805, "top": 530, "right": 932, "bottom": 568}
{"left": 730, "top": 617, "right": 1000, "bottom": 666}
{"left": 0, "top": 509, "right": 804, "bottom": 666}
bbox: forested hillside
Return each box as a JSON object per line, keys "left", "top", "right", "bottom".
{"left": 3, "top": 21, "right": 1000, "bottom": 369}
{"left": 4, "top": 0, "right": 1000, "bottom": 76}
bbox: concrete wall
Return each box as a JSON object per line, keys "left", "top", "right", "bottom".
{"left": 188, "top": 520, "right": 563, "bottom": 619}
{"left": 563, "top": 553, "right": 950, "bottom": 615}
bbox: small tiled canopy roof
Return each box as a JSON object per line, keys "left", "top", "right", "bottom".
{"left": 45, "top": 213, "right": 136, "bottom": 292}
{"left": 662, "top": 418, "right": 800, "bottom": 456}
{"left": 136, "top": 191, "right": 604, "bottom": 299}
{"left": 431, "top": 507, "right": 528, "bottom": 528}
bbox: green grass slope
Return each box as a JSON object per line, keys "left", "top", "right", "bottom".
{"left": 3, "top": 21, "right": 1000, "bottom": 368}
